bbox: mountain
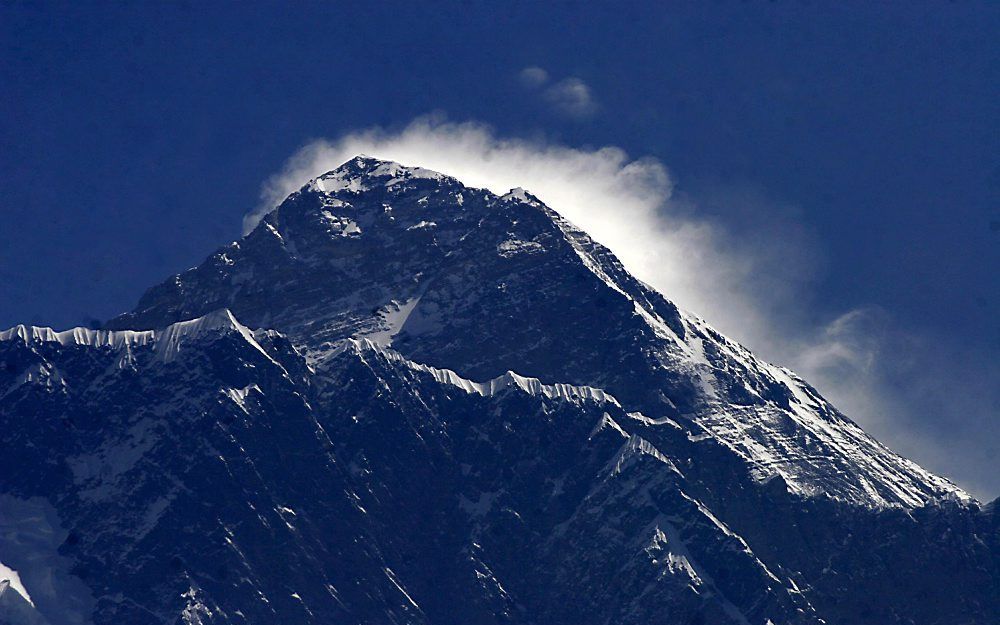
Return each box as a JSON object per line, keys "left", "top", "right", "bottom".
{"left": 1, "top": 156, "right": 997, "bottom": 625}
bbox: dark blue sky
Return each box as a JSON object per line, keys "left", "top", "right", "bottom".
{"left": 1, "top": 1, "right": 997, "bottom": 495}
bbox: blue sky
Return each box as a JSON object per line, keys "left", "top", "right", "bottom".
{"left": 1, "top": 2, "right": 997, "bottom": 497}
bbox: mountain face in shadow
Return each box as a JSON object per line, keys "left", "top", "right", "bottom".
{"left": 1, "top": 157, "right": 996, "bottom": 624}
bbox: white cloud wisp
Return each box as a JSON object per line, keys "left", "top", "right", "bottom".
{"left": 517, "top": 66, "right": 598, "bottom": 118}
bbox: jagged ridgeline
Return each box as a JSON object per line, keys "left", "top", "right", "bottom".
{"left": 1, "top": 157, "right": 997, "bottom": 625}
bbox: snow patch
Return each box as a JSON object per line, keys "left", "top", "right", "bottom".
{"left": 588, "top": 412, "right": 629, "bottom": 441}
{"left": 406, "top": 220, "right": 437, "bottom": 231}
{"left": 383, "top": 567, "right": 420, "bottom": 610}
{"left": 318, "top": 211, "right": 362, "bottom": 237}
{"left": 0, "top": 562, "right": 32, "bottom": 607}
{"left": 224, "top": 384, "right": 261, "bottom": 414}
{"left": 365, "top": 298, "right": 422, "bottom": 347}
{"left": 497, "top": 238, "right": 544, "bottom": 258}
{"left": 311, "top": 173, "right": 366, "bottom": 194}
{"left": 607, "top": 434, "right": 681, "bottom": 477}
{"left": 500, "top": 187, "right": 535, "bottom": 203}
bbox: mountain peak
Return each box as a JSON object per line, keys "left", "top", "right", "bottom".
{"left": 103, "top": 157, "right": 970, "bottom": 510}
{"left": 308, "top": 155, "right": 451, "bottom": 196}
{"left": 4, "top": 157, "right": 996, "bottom": 625}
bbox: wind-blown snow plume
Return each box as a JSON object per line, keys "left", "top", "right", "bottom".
{"left": 245, "top": 116, "right": 995, "bottom": 498}
{"left": 245, "top": 117, "right": 820, "bottom": 365}
{"left": 245, "top": 117, "right": 783, "bottom": 344}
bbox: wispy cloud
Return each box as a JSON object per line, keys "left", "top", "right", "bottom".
{"left": 518, "top": 66, "right": 598, "bottom": 119}
{"left": 244, "top": 116, "right": 997, "bottom": 499}
{"left": 518, "top": 66, "right": 549, "bottom": 88}
{"left": 798, "top": 308, "right": 884, "bottom": 380}
{"left": 543, "top": 78, "right": 597, "bottom": 118}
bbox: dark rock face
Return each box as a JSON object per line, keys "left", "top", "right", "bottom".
{"left": 1, "top": 157, "right": 996, "bottom": 624}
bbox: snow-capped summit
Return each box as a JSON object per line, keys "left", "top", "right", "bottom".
{"left": 2, "top": 156, "right": 997, "bottom": 625}
{"left": 104, "top": 156, "right": 966, "bottom": 509}
{"left": 308, "top": 156, "right": 451, "bottom": 196}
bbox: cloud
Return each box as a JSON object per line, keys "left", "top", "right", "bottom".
{"left": 518, "top": 66, "right": 598, "bottom": 118}
{"left": 795, "top": 309, "right": 1000, "bottom": 501}
{"left": 798, "top": 308, "right": 884, "bottom": 380}
{"left": 244, "top": 116, "right": 997, "bottom": 499}
{"left": 543, "top": 78, "right": 598, "bottom": 118}
{"left": 518, "top": 66, "right": 549, "bottom": 88}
